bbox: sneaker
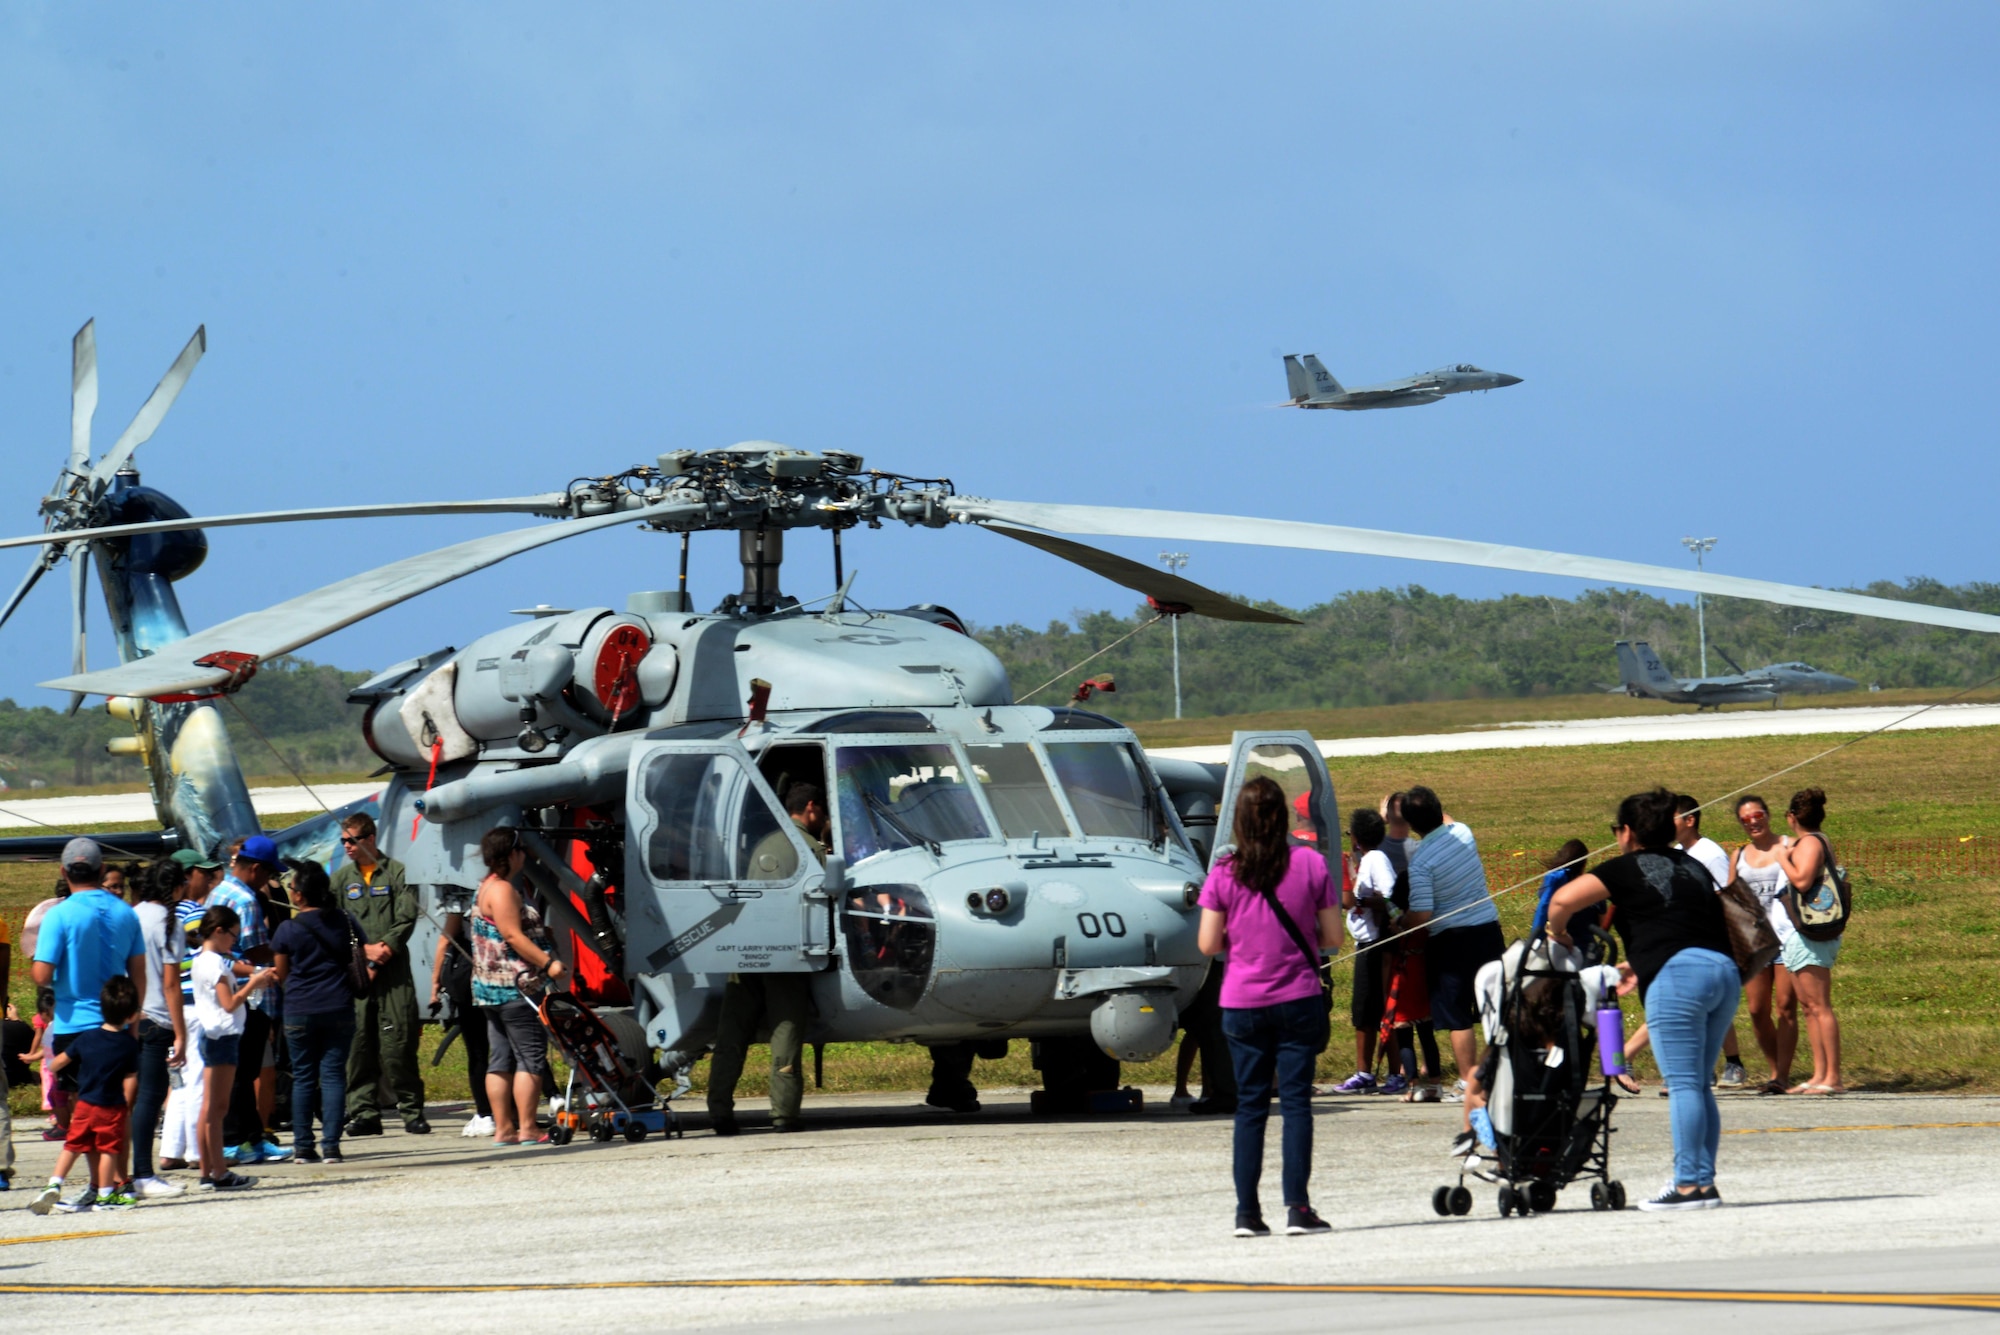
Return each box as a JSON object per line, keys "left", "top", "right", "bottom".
{"left": 1413, "top": 1083, "right": 1442, "bottom": 1103}
{"left": 1450, "top": 1130, "right": 1476, "bottom": 1158}
{"left": 54, "top": 1189, "right": 99, "bottom": 1213}
{"left": 462, "top": 1115, "right": 496, "bottom": 1138}
{"left": 95, "top": 1190, "right": 137, "bottom": 1211}
{"left": 225, "top": 1142, "right": 253, "bottom": 1164}
{"left": 1720, "top": 1062, "right": 1746, "bottom": 1089}
{"left": 1449, "top": 1079, "right": 1468, "bottom": 1098}
{"left": 323, "top": 1147, "right": 345, "bottom": 1163}
{"left": 41, "top": 1127, "right": 66, "bottom": 1140}
{"left": 1637, "top": 1182, "right": 1718, "bottom": 1212}
{"left": 1378, "top": 1074, "right": 1410, "bottom": 1096}
{"left": 257, "top": 1140, "right": 293, "bottom": 1162}
{"left": 1332, "top": 1071, "right": 1377, "bottom": 1094}
{"left": 403, "top": 1118, "right": 433, "bottom": 1135}
{"left": 28, "top": 1182, "right": 64, "bottom": 1215}
{"left": 345, "top": 1117, "right": 385, "bottom": 1137}
{"left": 132, "top": 1175, "right": 184, "bottom": 1199}
{"left": 1169, "top": 1093, "right": 1195, "bottom": 1110}
{"left": 1285, "top": 1205, "right": 1333, "bottom": 1235}
{"left": 1234, "top": 1211, "right": 1271, "bottom": 1238}
{"left": 200, "top": 1172, "right": 257, "bottom": 1191}
{"left": 295, "top": 1146, "right": 322, "bottom": 1164}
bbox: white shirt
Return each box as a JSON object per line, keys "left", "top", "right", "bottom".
{"left": 1678, "top": 836, "right": 1730, "bottom": 889}
{"left": 1348, "top": 848, "right": 1396, "bottom": 944}
{"left": 135, "top": 900, "right": 184, "bottom": 1029}
{"left": 191, "top": 949, "right": 246, "bottom": 1038}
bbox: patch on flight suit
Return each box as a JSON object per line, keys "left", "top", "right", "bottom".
{"left": 346, "top": 886, "right": 364, "bottom": 900}
{"left": 369, "top": 885, "right": 391, "bottom": 897}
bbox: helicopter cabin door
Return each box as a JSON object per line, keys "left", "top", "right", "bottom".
{"left": 623, "top": 739, "right": 831, "bottom": 975}
{"left": 1213, "top": 730, "right": 1340, "bottom": 887}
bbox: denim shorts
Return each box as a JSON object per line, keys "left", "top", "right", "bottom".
{"left": 199, "top": 1031, "right": 243, "bottom": 1067}
{"left": 1780, "top": 931, "right": 1841, "bottom": 973}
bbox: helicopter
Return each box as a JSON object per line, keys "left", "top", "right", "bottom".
{"left": 9, "top": 320, "right": 2000, "bottom": 1104}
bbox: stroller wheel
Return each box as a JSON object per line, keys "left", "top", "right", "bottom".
{"left": 1527, "top": 1181, "right": 1557, "bottom": 1214}
{"left": 1590, "top": 1182, "right": 1609, "bottom": 1211}
{"left": 1496, "top": 1186, "right": 1520, "bottom": 1217}
{"left": 590, "top": 1122, "right": 614, "bottom": 1143}
{"left": 1448, "top": 1186, "right": 1473, "bottom": 1216}
{"left": 1432, "top": 1186, "right": 1453, "bottom": 1217}
{"left": 549, "top": 1124, "right": 574, "bottom": 1146}
{"left": 1608, "top": 1180, "right": 1627, "bottom": 1211}
{"left": 624, "top": 1123, "right": 648, "bottom": 1144}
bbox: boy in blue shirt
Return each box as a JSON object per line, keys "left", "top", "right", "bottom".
{"left": 30, "top": 975, "right": 142, "bottom": 1214}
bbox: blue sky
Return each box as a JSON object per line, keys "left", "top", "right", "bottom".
{"left": 2, "top": 4, "right": 1996, "bottom": 702}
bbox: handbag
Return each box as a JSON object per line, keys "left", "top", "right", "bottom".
{"left": 1783, "top": 832, "right": 1852, "bottom": 942}
{"left": 1716, "top": 876, "right": 1781, "bottom": 981}
{"left": 315, "top": 909, "right": 374, "bottom": 999}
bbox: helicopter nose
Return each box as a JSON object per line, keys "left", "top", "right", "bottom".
{"left": 1495, "top": 373, "right": 1523, "bottom": 387}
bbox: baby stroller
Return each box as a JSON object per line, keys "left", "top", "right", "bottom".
{"left": 1430, "top": 928, "right": 1628, "bottom": 1218}
{"left": 522, "top": 977, "right": 682, "bottom": 1146}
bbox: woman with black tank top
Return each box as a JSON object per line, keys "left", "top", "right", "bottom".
{"left": 1546, "top": 788, "right": 1738, "bottom": 1212}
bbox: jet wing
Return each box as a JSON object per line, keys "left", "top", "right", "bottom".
{"left": 1332, "top": 383, "right": 1438, "bottom": 402}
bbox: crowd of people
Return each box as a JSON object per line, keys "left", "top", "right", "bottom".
{"left": 1191, "top": 777, "right": 1852, "bottom": 1232}
{"left": 0, "top": 811, "right": 514, "bottom": 1210}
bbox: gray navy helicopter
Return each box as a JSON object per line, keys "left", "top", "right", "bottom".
{"left": 8, "top": 320, "right": 1998, "bottom": 1106}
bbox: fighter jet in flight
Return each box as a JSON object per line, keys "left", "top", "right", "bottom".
{"left": 1283, "top": 354, "right": 1522, "bottom": 410}
{"left": 1614, "top": 640, "right": 1859, "bottom": 709}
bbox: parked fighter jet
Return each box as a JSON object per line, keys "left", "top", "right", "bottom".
{"left": 1283, "top": 354, "right": 1522, "bottom": 410}
{"left": 1614, "top": 640, "right": 1859, "bottom": 709}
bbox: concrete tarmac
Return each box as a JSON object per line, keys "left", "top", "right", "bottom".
{"left": 4, "top": 1086, "right": 1997, "bottom": 1329}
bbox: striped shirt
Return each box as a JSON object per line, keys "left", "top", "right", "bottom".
{"left": 1405, "top": 822, "right": 1497, "bottom": 929}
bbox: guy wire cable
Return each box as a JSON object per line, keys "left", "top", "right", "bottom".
{"left": 225, "top": 694, "right": 334, "bottom": 815}
{"left": 1016, "top": 614, "right": 1165, "bottom": 704}
{"left": 1321, "top": 672, "right": 2000, "bottom": 972}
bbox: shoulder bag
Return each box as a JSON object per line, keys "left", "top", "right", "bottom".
{"left": 1251, "top": 882, "right": 1335, "bottom": 1054}
{"left": 1716, "top": 876, "right": 1781, "bottom": 980}
{"left": 1783, "top": 832, "right": 1852, "bottom": 942}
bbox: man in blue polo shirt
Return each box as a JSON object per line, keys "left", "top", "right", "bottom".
{"left": 30, "top": 839, "right": 146, "bottom": 1146}
{"left": 1397, "top": 786, "right": 1504, "bottom": 1131}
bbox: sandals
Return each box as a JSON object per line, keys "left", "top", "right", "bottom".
{"left": 1757, "top": 1080, "right": 1788, "bottom": 1096}
{"left": 1612, "top": 1074, "right": 1642, "bottom": 1095}
{"left": 1788, "top": 1084, "right": 1845, "bottom": 1096}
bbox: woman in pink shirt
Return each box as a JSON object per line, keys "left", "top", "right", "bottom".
{"left": 1198, "top": 777, "right": 1343, "bottom": 1238}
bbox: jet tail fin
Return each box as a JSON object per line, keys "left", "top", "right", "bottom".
{"left": 1300, "top": 355, "right": 1343, "bottom": 398}
{"left": 1616, "top": 640, "right": 1683, "bottom": 695}
{"left": 1283, "top": 355, "right": 1313, "bottom": 403}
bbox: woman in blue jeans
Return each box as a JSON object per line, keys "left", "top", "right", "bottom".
{"left": 1197, "top": 777, "right": 1343, "bottom": 1237}
{"left": 270, "top": 861, "right": 368, "bottom": 1163}
{"left": 1548, "top": 788, "right": 1740, "bottom": 1211}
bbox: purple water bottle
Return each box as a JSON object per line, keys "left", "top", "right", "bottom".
{"left": 1596, "top": 1007, "right": 1628, "bottom": 1076}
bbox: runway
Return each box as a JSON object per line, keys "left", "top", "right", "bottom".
{"left": 0, "top": 782, "right": 381, "bottom": 833}
{"left": 3, "top": 1089, "right": 1996, "bottom": 1331}
{"left": 1147, "top": 701, "right": 2000, "bottom": 765}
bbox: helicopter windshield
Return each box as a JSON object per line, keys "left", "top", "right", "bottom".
{"left": 834, "top": 744, "right": 992, "bottom": 865}
{"left": 1043, "top": 741, "right": 1172, "bottom": 844}
{"left": 962, "top": 742, "right": 1069, "bottom": 839}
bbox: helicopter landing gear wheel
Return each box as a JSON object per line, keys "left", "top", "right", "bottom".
{"left": 1448, "top": 1185, "right": 1472, "bottom": 1216}
{"left": 1590, "top": 1182, "right": 1609, "bottom": 1211}
{"left": 1527, "top": 1181, "right": 1557, "bottom": 1214}
{"left": 1432, "top": 1186, "right": 1452, "bottom": 1217}
{"left": 1608, "top": 1180, "right": 1627, "bottom": 1211}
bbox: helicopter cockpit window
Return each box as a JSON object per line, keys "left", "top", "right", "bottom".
{"left": 812, "top": 710, "right": 936, "bottom": 734}
{"left": 834, "top": 744, "right": 991, "bottom": 865}
{"left": 962, "top": 742, "right": 1071, "bottom": 839}
{"left": 1040, "top": 707, "right": 1122, "bottom": 731}
{"left": 1044, "top": 741, "right": 1174, "bottom": 845}
{"left": 642, "top": 750, "right": 796, "bottom": 884}
{"left": 841, "top": 883, "right": 934, "bottom": 1010}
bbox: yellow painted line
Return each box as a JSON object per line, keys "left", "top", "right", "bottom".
{"left": 0, "top": 1230, "right": 126, "bottom": 1248}
{"left": 1724, "top": 1120, "right": 2000, "bottom": 1136}
{"left": 0, "top": 1276, "right": 1995, "bottom": 1311}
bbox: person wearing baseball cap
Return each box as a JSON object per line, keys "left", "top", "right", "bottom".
{"left": 28, "top": 839, "right": 146, "bottom": 1158}
{"left": 202, "top": 835, "right": 291, "bottom": 1164}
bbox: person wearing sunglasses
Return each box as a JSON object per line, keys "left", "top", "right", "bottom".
{"left": 329, "top": 814, "right": 428, "bottom": 1137}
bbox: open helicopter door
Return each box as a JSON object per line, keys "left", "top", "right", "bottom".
{"left": 1213, "top": 730, "right": 1341, "bottom": 886}
{"left": 622, "top": 738, "right": 832, "bottom": 975}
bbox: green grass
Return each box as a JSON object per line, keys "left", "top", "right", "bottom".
{"left": 10, "top": 718, "right": 2000, "bottom": 1116}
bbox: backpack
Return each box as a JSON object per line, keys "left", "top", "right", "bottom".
{"left": 1783, "top": 832, "right": 1852, "bottom": 943}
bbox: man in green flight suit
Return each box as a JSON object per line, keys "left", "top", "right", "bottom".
{"left": 707, "top": 783, "right": 827, "bottom": 1136}
{"left": 334, "top": 813, "right": 430, "bottom": 1135}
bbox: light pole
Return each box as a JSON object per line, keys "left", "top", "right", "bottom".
{"left": 1681, "top": 536, "right": 1718, "bottom": 677}
{"left": 1159, "top": 551, "right": 1189, "bottom": 719}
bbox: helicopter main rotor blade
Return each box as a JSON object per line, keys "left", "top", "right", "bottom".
{"left": 956, "top": 498, "right": 2000, "bottom": 637}
{"left": 982, "top": 523, "right": 1297, "bottom": 624}
{"left": 65, "top": 544, "right": 89, "bottom": 716}
{"left": 87, "top": 325, "right": 206, "bottom": 490}
{"left": 39, "top": 503, "right": 695, "bottom": 701}
{"left": 70, "top": 319, "right": 98, "bottom": 479}
{"left": 0, "top": 494, "right": 578, "bottom": 553}
{"left": 0, "top": 558, "right": 51, "bottom": 633}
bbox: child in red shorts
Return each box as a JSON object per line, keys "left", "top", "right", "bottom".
{"left": 29, "top": 975, "right": 141, "bottom": 1214}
